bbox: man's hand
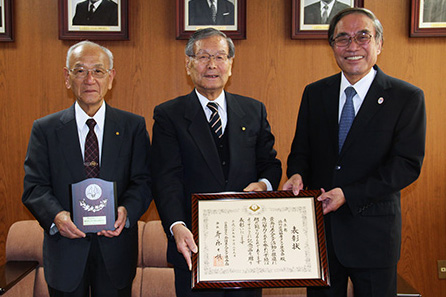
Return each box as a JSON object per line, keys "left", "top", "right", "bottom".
{"left": 244, "top": 181, "right": 267, "bottom": 192}
{"left": 172, "top": 224, "right": 198, "bottom": 271}
{"left": 97, "top": 206, "right": 128, "bottom": 238}
{"left": 54, "top": 210, "right": 86, "bottom": 239}
{"left": 282, "top": 174, "right": 304, "bottom": 195}
{"left": 317, "top": 188, "right": 346, "bottom": 214}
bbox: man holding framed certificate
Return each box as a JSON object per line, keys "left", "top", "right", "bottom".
{"left": 151, "top": 28, "right": 282, "bottom": 297}
{"left": 284, "top": 8, "right": 426, "bottom": 297}
{"left": 22, "top": 41, "right": 152, "bottom": 297}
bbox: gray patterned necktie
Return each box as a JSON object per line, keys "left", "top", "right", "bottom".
{"left": 338, "top": 87, "right": 356, "bottom": 152}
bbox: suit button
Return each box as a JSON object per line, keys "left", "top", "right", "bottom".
{"left": 335, "top": 165, "right": 341, "bottom": 170}
{"left": 222, "top": 161, "right": 226, "bottom": 166}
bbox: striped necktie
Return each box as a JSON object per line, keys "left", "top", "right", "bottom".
{"left": 207, "top": 102, "right": 222, "bottom": 138}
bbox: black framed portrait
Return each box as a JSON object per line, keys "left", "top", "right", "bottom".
{"left": 59, "top": 0, "right": 128, "bottom": 40}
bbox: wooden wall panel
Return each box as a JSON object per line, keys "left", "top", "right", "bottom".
{"left": 0, "top": 0, "right": 445, "bottom": 295}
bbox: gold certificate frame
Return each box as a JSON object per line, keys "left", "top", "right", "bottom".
{"left": 191, "top": 190, "right": 329, "bottom": 289}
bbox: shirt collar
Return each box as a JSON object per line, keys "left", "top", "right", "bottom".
{"left": 195, "top": 89, "right": 227, "bottom": 113}
{"left": 75, "top": 101, "right": 106, "bottom": 132}
{"left": 340, "top": 67, "right": 377, "bottom": 100}
{"left": 320, "top": 0, "right": 335, "bottom": 11}
{"left": 90, "top": 0, "right": 102, "bottom": 10}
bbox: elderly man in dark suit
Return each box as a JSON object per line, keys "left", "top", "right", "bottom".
{"left": 188, "top": 0, "right": 235, "bottom": 25}
{"left": 72, "top": 0, "right": 118, "bottom": 26}
{"left": 151, "top": 28, "right": 281, "bottom": 297}
{"left": 22, "top": 41, "right": 151, "bottom": 297}
{"left": 304, "top": 0, "right": 350, "bottom": 24}
{"left": 284, "top": 8, "right": 426, "bottom": 297}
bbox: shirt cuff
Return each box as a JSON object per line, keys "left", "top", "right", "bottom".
{"left": 170, "top": 221, "right": 186, "bottom": 236}
{"left": 259, "top": 178, "right": 273, "bottom": 191}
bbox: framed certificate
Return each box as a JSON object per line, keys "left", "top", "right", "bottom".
{"left": 71, "top": 178, "right": 117, "bottom": 233}
{"left": 191, "top": 190, "right": 329, "bottom": 289}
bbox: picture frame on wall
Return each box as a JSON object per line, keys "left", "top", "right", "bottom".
{"left": 176, "top": 0, "right": 246, "bottom": 40}
{"left": 58, "top": 0, "right": 128, "bottom": 40}
{"left": 0, "top": 0, "right": 13, "bottom": 42}
{"left": 292, "top": 0, "right": 364, "bottom": 39}
{"left": 410, "top": 0, "right": 446, "bottom": 37}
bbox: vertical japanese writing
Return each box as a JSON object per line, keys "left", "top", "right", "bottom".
{"left": 291, "top": 225, "right": 300, "bottom": 250}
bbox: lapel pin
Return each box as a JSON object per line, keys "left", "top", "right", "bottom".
{"left": 378, "top": 97, "right": 384, "bottom": 104}
{"left": 242, "top": 127, "right": 246, "bottom": 131}
{"left": 116, "top": 132, "right": 120, "bottom": 135}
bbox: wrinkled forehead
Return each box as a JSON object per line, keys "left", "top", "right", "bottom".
{"left": 68, "top": 45, "right": 109, "bottom": 68}
{"left": 194, "top": 36, "right": 229, "bottom": 53}
{"left": 334, "top": 13, "right": 376, "bottom": 36}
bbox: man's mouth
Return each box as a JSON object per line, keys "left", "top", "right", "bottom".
{"left": 345, "top": 56, "right": 364, "bottom": 60}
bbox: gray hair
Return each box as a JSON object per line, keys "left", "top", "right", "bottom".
{"left": 66, "top": 40, "right": 114, "bottom": 69}
{"left": 328, "top": 8, "right": 384, "bottom": 46}
{"left": 185, "top": 28, "right": 235, "bottom": 58}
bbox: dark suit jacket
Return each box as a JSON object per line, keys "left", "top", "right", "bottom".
{"left": 188, "top": 0, "right": 235, "bottom": 25}
{"left": 72, "top": 0, "right": 118, "bottom": 26}
{"left": 287, "top": 66, "right": 426, "bottom": 268}
{"left": 151, "top": 91, "right": 281, "bottom": 269}
{"left": 22, "top": 103, "right": 151, "bottom": 291}
{"left": 304, "top": 1, "right": 350, "bottom": 24}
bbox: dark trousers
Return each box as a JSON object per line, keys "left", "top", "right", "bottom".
{"left": 307, "top": 219, "right": 397, "bottom": 297}
{"left": 174, "top": 266, "right": 262, "bottom": 297}
{"left": 48, "top": 236, "right": 132, "bottom": 297}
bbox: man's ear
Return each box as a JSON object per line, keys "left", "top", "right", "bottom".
{"left": 185, "top": 56, "right": 192, "bottom": 75}
{"left": 63, "top": 68, "right": 71, "bottom": 89}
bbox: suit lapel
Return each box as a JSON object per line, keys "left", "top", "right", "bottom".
{"left": 341, "top": 66, "right": 390, "bottom": 154}
{"left": 226, "top": 93, "right": 246, "bottom": 187}
{"left": 100, "top": 104, "right": 125, "bottom": 181}
{"left": 185, "top": 92, "right": 225, "bottom": 186}
{"left": 56, "top": 105, "right": 85, "bottom": 181}
{"left": 322, "top": 74, "right": 342, "bottom": 155}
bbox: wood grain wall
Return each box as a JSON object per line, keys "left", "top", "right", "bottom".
{"left": 0, "top": 0, "right": 444, "bottom": 296}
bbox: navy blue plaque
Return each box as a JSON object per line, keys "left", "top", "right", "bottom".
{"left": 71, "top": 178, "right": 117, "bottom": 233}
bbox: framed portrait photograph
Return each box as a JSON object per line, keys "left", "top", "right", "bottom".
{"left": 292, "top": 0, "right": 364, "bottom": 39}
{"left": 176, "top": 0, "right": 246, "bottom": 40}
{"left": 191, "top": 190, "right": 330, "bottom": 289}
{"left": 58, "top": 0, "right": 128, "bottom": 40}
{"left": 410, "top": 0, "right": 446, "bottom": 37}
{"left": 0, "top": 0, "right": 13, "bottom": 42}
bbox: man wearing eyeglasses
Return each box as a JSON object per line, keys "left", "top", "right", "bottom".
{"left": 22, "top": 40, "right": 151, "bottom": 297}
{"left": 151, "top": 28, "right": 281, "bottom": 297}
{"left": 283, "top": 8, "right": 426, "bottom": 297}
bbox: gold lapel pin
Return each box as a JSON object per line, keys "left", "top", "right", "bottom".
{"left": 378, "top": 97, "right": 384, "bottom": 104}
{"left": 116, "top": 132, "right": 120, "bottom": 135}
{"left": 242, "top": 127, "right": 246, "bottom": 131}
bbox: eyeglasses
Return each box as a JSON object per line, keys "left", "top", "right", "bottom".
{"left": 331, "top": 32, "right": 374, "bottom": 47}
{"left": 69, "top": 67, "right": 111, "bottom": 79}
{"left": 189, "top": 53, "right": 230, "bottom": 64}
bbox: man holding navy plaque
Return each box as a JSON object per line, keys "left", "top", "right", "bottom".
{"left": 22, "top": 41, "right": 151, "bottom": 297}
